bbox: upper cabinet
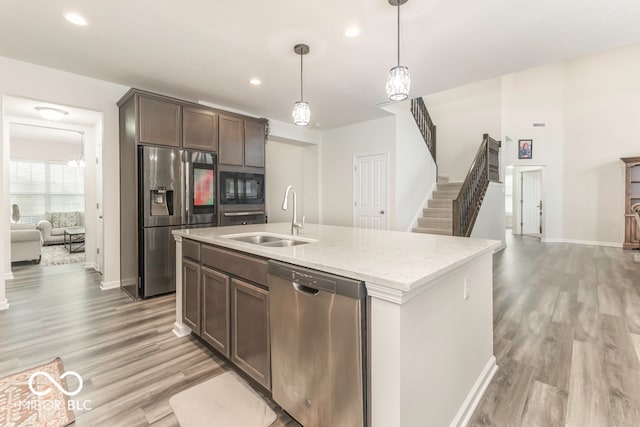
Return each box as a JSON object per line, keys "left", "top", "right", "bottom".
{"left": 118, "top": 89, "right": 267, "bottom": 158}
{"left": 138, "top": 95, "right": 181, "bottom": 147}
{"left": 244, "top": 120, "right": 266, "bottom": 168}
{"left": 219, "top": 116, "right": 266, "bottom": 168}
{"left": 183, "top": 106, "right": 219, "bottom": 152}
{"left": 219, "top": 115, "right": 244, "bottom": 166}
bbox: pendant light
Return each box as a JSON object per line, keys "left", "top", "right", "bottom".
{"left": 292, "top": 44, "right": 311, "bottom": 126}
{"left": 386, "top": 0, "right": 410, "bottom": 101}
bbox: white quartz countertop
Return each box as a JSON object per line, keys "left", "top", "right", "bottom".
{"left": 173, "top": 223, "right": 500, "bottom": 293}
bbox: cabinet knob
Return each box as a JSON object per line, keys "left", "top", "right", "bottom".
{"left": 380, "top": 210, "right": 385, "bottom": 215}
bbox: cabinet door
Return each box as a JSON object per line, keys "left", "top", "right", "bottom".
{"left": 231, "top": 278, "right": 271, "bottom": 389}
{"left": 244, "top": 120, "right": 265, "bottom": 167}
{"left": 201, "top": 266, "right": 230, "bottom": 357}
{"left": 183, "top": 107, "right": 218, "bottom": 152}
{"left": 219, "top": 115, "right": 244, "bottom": 166}
{"left": 139, "top": 95, "right": 181, "bottom": 147}
{"left": 182, "top": 258, "right": 201, "bottom": 334}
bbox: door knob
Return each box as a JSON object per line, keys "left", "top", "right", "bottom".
{"left": 380, "top": 210, "right": 385, "bottom": 214}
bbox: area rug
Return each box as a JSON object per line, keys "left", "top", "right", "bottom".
{"left": 0, "top": 357, "right": 75, "bottom": 427}
{"left": 169, "top": 371, "right": 277, "bottom": 427}
{"left": 41, "top": 245, "right": 85, "bottom": 267}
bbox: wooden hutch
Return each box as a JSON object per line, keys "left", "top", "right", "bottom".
{"left": 622, "top": 157, "right": 640, "bottom": 249}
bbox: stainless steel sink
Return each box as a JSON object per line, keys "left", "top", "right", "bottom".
{"left": 221, "top": 232, "right": 317, "bottom": 247}
{"left": 260, "top": 239, "right": 309, "bottom": 247}
{"left": 230, "top": 235, "right": 282, "bottom": 244}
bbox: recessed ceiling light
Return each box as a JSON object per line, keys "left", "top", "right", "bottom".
{"left": 345, "top": 27, "right": 360, "bottom": 38}
{"left": 64, "top": 13, "right": 88, "bottom": 26}
{"left": 35, "top": 107, "right": 69, "bottom": 121}
{"left": 249, "top": 78, "right": 262, "bottom": 86}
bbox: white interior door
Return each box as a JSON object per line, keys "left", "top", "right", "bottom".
{"left": 353, "top": 154, "right": 387, "bottom": 229}
{"left": 521, "top": 170, "right": 542, "bottom": 235}
{"left": 96, "top": 140, "right": 104, "bottom": 273}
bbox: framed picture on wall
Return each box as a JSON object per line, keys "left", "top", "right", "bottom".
{"left": 518, "top": 139, "right": 533, "bottom": 159}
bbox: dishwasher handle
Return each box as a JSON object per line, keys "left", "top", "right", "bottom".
{"left": 293, "top": 282, "right": 320, "bottom": 296}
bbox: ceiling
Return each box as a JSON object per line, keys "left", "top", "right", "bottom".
{"left": 1, "top": 1, "right": 640, "bottom": 130}
{"left": 10, "top": 123, "right": 84, "bottom": 146}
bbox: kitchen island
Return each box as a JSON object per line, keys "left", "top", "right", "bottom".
{"left": 173, "top": 223, "right": 500, "bottom": 427}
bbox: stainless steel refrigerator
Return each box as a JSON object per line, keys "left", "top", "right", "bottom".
{"left": 121, "top": 145, "right": 216, "bottom": 299}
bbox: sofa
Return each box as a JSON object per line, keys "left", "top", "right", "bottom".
{"left": 11, "top": 223, "right": 42, "bottom": 263}
{"left": 36, "top": 211, "right": 85, "bottom": 246}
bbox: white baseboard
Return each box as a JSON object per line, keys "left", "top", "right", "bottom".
{"left": 100, "top": 280, "right": 120, "bottom": 290}
{"left": 451, "top": 356, "right": 498, "bottom": 427}
{"left": 173, "top": 322, "right": 192, "bottom": 337}
{"left": 4, "top": 272, "right": 14, "bottom": 280}
{"left": 0, "top": 298, "right": 9, "bottom": 311}
{"left": 542, "top": 238, "right": 622, "bottom": 248}
{"left": 84, "top": 262, "right": 97, "bottom": 270}
{"left": 406, "top": 180, "right": 438, "bottom": 232}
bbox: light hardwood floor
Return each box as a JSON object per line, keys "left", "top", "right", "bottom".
{"left": 3, "top": 236, "right": 640, "bottom": 426}
{"left": 471, "top": 235, "right": 640, "bottom": 426}
{"left": 0, "top": 264, "right": 298, "bottom": 426}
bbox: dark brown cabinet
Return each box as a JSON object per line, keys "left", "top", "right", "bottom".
{"left": 219, "top": 115, "right": 244, "bottom": 166}
{"left": 138, "top": 95, "right": 181, "bottom": 147}
{"left": 231, "top": 278, "right": 271, "bottom": 389}
{"left": 183, "top": 106, "right": 219, "bottom": 152}
{"left": 182, "top": 239, "right": 271, "bottom": 390}
{"left": 622, "top": 157, "right": 640, "bottom": 249}
{"left": 182, "top": 258, "right": 201, "bottom": 334}
{"left": 244, "top": 120, "right": 266, "bottom": 167}
{"left": 201, "top": 266, "right": 230, "bottom": 357}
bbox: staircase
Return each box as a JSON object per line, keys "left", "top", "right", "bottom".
{"left": 412, "top": 178, "right": 462, "bottom": 236}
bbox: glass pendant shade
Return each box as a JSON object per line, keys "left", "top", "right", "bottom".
{"left": 292, "top": 101, "right": 311, "bottom": 126}
{"left": 386, "top": 65, "right": 411, "bottom": 101}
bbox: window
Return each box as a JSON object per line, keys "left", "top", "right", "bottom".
{"left": 504, "top": 170, "right": 513, "bottom": 215}
{"left": 10, "top": 160, "right": 84, "bottom": 223}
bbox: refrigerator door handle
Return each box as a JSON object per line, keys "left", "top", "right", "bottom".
{"left": 184, "top": 152, "right": 190, "bottom": 223}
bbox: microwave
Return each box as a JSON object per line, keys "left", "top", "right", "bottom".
{"left": 220, "top": 171, "right": 265, "bottom": 205}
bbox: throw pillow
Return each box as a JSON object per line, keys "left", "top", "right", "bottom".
{"left": 51, "top": 212, "right": 78, "bottom": 228}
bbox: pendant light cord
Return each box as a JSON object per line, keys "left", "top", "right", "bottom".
{"left": 300, "top": 52, "right": 304, "bottom": 102}
{"left": 397, "top": 1, "right": 400, "bottom": 67}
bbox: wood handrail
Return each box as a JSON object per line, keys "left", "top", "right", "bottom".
{"left": 410, "top": 97, "right": 437, "bottom": 164}
{"left": 452, "top": 134, "right": 501, "bottom": 237}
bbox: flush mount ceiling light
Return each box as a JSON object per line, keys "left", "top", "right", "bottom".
{"left": 249, "top": 78, "right": 262, "bottom": 86}
{"left": 64, "top": 13, "right": 88, "bottom": 26}
{"left": 35, "top": 106, "right": 69, "bottom": 121}
{"left": 385, "top": 0, "right": 411, "bottom": 101}
{"left": 292, "top": 44, "right": 311, "bottom": 126}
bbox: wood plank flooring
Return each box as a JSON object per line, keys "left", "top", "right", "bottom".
{"left": 470, "top": 235, "right": 640, "bottom": 426}
{"left": 0, "top": 264, "right": 299, "bottom": 426}
{"left": 3, "top": 235, "right": 640, "bottom": 426}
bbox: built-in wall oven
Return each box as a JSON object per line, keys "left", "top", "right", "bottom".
{"left": 219, "top": 171, "right": 266, "bottom": 225}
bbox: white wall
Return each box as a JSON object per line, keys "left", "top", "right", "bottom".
{"left": 562, "top": 44, "right": 640, "bottom": 245}
{"left": 320, "top": 117, "right": 396, "bottom": 228}
{"left": 390, "top": 104, "right": 437, "bottom": 231}
{"left": 425, "top": 78, "right": 502, "bottom": 182}
{"left": 502, "top": 64, "right": 565, "bottom": 242}
{"left": 0, "top": 56, "right": 128, "bottom": 304}
{"left": 471, "top": 182, "right": 506, "bottom": 246}
{"left": 265, "top": 140, "right": 319, "bottom": 224}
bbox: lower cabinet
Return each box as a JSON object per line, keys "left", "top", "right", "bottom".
{"left": 231, "top": 278, "right": 271, "bottom": 389}
{"left": 182, "top": 241, "right": 271, "bottom": 390}
{"left": 182, "top": 258, "right": 201, "bottom": 334}
{"left": 201, "top": 266, "right": 230, "bottom": 357}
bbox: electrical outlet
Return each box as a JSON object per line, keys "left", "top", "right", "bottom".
{"left": 463, "top": 276, "right": 470, "bottom": 300}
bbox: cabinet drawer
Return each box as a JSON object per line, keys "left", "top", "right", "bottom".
{"left": 183, "top": 239, "right": 201, "bottom": 262}
{"left": 202, "top": 245, "right": 267, "bottom": 285}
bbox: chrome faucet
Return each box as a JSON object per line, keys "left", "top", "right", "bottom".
{"left": 281, "top": 185, "right": 305, "bottom": 235}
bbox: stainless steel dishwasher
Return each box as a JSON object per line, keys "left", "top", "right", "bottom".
{"left": 268, "top": 260, "right": 367, "bottom": 427}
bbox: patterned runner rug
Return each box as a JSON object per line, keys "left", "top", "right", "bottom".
{"left": 0, "top": 358, "right": 75, "bottom": 427}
